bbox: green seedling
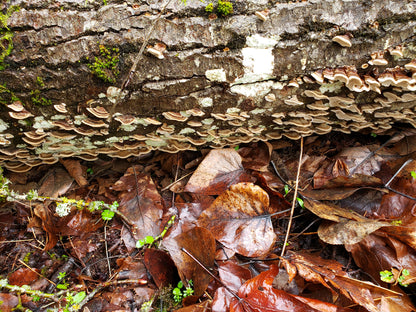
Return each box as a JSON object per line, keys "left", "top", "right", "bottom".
{"left": 217, "top": 0, "right": 233, "bottom": 16}
{"left": 173, "top": 280, "right": 194, "bottom": 304}
{"left": 136, "top": 215, "right": 176, "bottom": 249}
{"left": 411, "top": 171, "right": 416, "bottom": 179}
{"left": 380, "top": 268, "right": 410, "bottom": 287}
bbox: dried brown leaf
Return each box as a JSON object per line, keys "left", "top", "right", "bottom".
{"left": 163, "top": 227, "right": 216, "bottom": 298}
{"left": 197, "top": 182, "right": 276, "bottom": 257}
{"left": 112, "top": 167, "right": 164, "bottom": 241}
{"left": 318, "top": 219, "right": 389, "bottom": 245}
{"left": 184, "top": 149, "right": 252, "bottom": 195}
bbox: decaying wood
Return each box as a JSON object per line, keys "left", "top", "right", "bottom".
{"left": 1, "top": 0, "right": 416, "bottom": 171}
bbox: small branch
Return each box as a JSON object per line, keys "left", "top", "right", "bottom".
{"left": 180, "top": 247, "right": 242, "bottom": 301}
{"left": 280, "top": 137, "right": 303, "bottom": 259}
{"left": 121, "top": 0, "right": 174, "bottom": 90}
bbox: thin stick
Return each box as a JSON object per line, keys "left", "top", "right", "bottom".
{"left": 104, "top": 222, "right": 111, "bottom": 277}
{"left": 385, "top": 158, "right": 413, "bottom": 187}
{"left": 161, "top": 171, "right": 193, "bottom": 191}
{"left": 121, "top": 0, "right": 173, "bottom": 90}
{"left": 180, "top": 247, "right": 242, "bottom": 301}
{"left": 280, "top": 137, "right": 303, "bottom": 259}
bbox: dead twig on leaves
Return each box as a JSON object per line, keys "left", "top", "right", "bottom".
{"left": 280, "top": 137, "right": 303, "bottom": 259}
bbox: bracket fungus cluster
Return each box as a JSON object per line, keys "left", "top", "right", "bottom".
{"left": 1, "top": 25, "right": 416, "bottom": 174}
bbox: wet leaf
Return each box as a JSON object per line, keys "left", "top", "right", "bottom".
{"left": 198, "top": 182, "right": 276, "bottom": 257}
{"left": 38, "top": 167, "right": 74, "bottom": 198}
{"left": 144, "top": 248, "right": 179, "bottom": 289}
{"left": 163, "top": 227, "right": 216, "bottom": 298}
{"left": 282, "top": 251, "right": 403, "bottom": 312}
{"left": 184, "top": 149, "right": 252, "bottom": 195}
{"left": 8, "top": 267, "right": 39, "bottom": 286}
{"left": 346, "top": 234, "right": 416, "bottom": 287}
{"left": 239, "top": 141, "right": 273, "bottom": 172}
{"left": 112, "top": 166, "right": 164, "bottom": 241}
{"left": 230, "top": 265, "right": 323, "bottom": 312}
{"left": 0, "top": 293, "right": 19, "bottom": 312}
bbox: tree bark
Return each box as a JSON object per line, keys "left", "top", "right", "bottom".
{"left": 1, "top": 0, "right": 416, "bottom": 171}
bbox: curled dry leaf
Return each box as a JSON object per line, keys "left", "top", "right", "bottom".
{"left": 143, "top": 248, "right": 179, "bottom": 289}
{"left": 162, "top": 227, "right": 216, "bottom": 298}
{"left": 282, "top": 251, "right": 403, "bottom": 312}
{"left": 229, "top": 265, "right": 346, "bottom": 312}
{"left": 197, "top": 182, "right": 276, "bottom": 258}
{"left": 60, "top": 158, "right": 88, "bottom": 187}
{"left": 318, "top": 219, "right": 389, "bottom": 245}
{"left": 112, "top": 166, "right": 164, "bottom": 241}
{"left": 184, "top": 149, "right": 252, "bottom": 195}
{"left": 239, "top": 141, "right": 273, "bottom": 172}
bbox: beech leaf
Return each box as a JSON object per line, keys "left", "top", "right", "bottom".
{"left": 198, "top": 182, "right": 276, "bottom": 257}
{"left": 184, "top": 149, "right": 252, "bottom": 195}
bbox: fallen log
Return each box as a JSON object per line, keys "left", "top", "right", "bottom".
{"left": 1, "top": 0, "right": 416, "bottom": 172}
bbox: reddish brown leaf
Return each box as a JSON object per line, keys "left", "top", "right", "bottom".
{"left": 0, "top": 293, "right": 19, "bottom": 312}
{"left": 218, "top": 260, "right": 252, "bottom": 293}
{"left": 283, "top": 251, "right": 403, "bottom": 312}
{"left": 197, "top": 182, "right": 276, "bottom": 257}
{"left": 239, "top": 141, "right": 273, "bottom": 172}
{"left": 112, "top": 166, "right": 165, "bottom": 241}
{"left": 184, "top": 149, "right": 252, "bottom": 195}
{"left": 8, "top": 267, "right": 39, "bottom": 286}
{"left": 144, "top": 248, "right": 179, "bottom": 289}
{"left": 163, "top": 227, "right": 216, "bottom": 298}
{"left": 115, "top": 256, "right": 148, "bottom": 281}
{"left": 230, "top": 265, "right": 321, "bottom": 312}
{"left": 346, "top": 233, "right": 416, "bottom": 287}
{"left": 60, "top": 158, "right": 88, "bottom": 187}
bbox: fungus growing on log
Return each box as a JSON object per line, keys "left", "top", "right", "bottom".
{"left": 0, "top": 1, "right": 415, "bottom": 172}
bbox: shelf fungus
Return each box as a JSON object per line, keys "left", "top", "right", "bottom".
{"left": 1, "top": 52, "right": 416, "bottom": 172}
{"left": 332, "top": 34, "right": 352, "bottom": 48}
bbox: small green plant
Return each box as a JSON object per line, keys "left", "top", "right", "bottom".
{"left": 87, "top": 45, "right": 120, "bottom": 83}
{"left": 390, "top": 219, "right": 402, "bottom": 226}
{"left": 380, "top": 268, "right": 410, "bottom": 287}
{"left": 411, "top": 171, "right": 416, "bottom": 179}
{"left": 36, "top": 76, "right": 45, "bottom": 87}
{"left": 57, "top": 272, "right": 69, "bottom": 290}
{"left": 296, "top": 197, "right": 304, "bottom": 209}
{"left": 172, "top": 280, "right": 194, "bottom": 304}
{"left": 205, "top": 2, "right": 214, "bottom": 13}
{"left": 216, "top": 0, "right": 233, "bottom": 16}
{"left": 101, "top": 209, "right": 115, "bottom": 221}
{"left": 0, "top": 83, "right": 20, "bottom": 105}
{"left": 86, "top": 167, "right": 94, "bottom": 175}
{"left": 136, "top": 215, "right": 175, "bottom": 248}
{"left": 31, "top": 89, "right": 53, "bottom": 106}
{"left": 284, "top": 184, "right": 290, "bottom": 195}
{"left": 370, "top": 132, "right": 377, "bottom": 138}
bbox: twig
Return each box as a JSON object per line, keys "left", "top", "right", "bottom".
{"left": 385, "top": 159, "right": 413, "bottom": 187}
{"left": 121, "top": 0, "right": 173, "bottom": 91}
{"left": 348, "top": 135, "right": 396, "bottom": 177}
{"left": 104, "top": 221, "right": 111, "bottom": 277}
{"left": 280, "top": 137, "right": 303, "bottom": 259}
{"left": 161, "top": 171, "right": 193, "bottom": 191}
{"left": 180, "top": 247, "right": 242, "bottom": 301}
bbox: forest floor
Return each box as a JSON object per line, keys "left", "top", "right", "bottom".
{"left": 1, "top": 130, "right": 416, "bottom": 312}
